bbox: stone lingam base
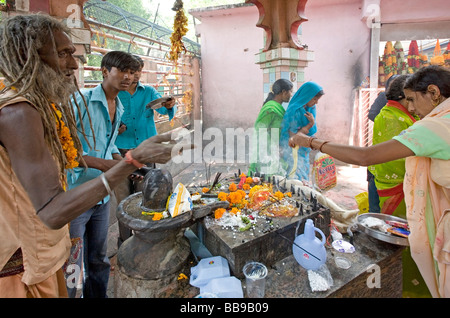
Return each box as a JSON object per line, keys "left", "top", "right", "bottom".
{"left": 114, "top": 248, "right": 200, "bottom": 298}
{"left": 115, "top": 189, "right": 228, "bottom": 298}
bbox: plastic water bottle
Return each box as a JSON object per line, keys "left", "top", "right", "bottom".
{"left": 292, "top": 219, "right": 327, "bottom": 270}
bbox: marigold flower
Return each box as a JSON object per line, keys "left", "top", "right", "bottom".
{"left": 152, "top": 212, "right": 164, "bottom": 221}
{"left": 230, "top": 207, "right": 240, "bottom": 215}
{"left": 245, "top": 177, "right": 253, "bottom": 184}
{"left": 228, "top": 191, "right": 242, "bottom": 204}
{"left": 214, "top": 208, "right": 226, "bottom": 219}
{"left": 177, "top": 273, "right": 188, "bottom": 280}
{"left": 274, "top": 191, "right": 284, "bottom": 200}
{"left": 285, "top": 192, "right": 292, "bottom": 197}
{"left": 218, "top": 192, "right": 228, "bottom": 201}
{"left": 239, "top": 173, "right": 246, "bottom": 178}
{"left": 243, "top": 184, "right": 250, "bottom": 190}
{"left": 202, "top": 187, "right": 210, "bottom": 193}
{"left": 229, "top": 183, "right": 237, "bottom": 192}
{"left": 237, "top": 189, "right": 246, "bottom": 198}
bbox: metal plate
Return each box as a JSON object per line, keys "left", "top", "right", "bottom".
{"left": 146, "top": 96, "right": 172, "bottom": 109}
{"left": 357, "top": 213, "right": 409, "bottom": 246}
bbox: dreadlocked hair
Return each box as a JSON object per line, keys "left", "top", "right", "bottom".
{"left": 0, "top": 14, "right": 89, "bottom": 181}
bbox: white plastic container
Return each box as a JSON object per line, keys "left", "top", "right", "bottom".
{"left": 190, "top": 256, "right": 230, "bottom": 288}
{"left": 200, "top": 276, "right": 244, "bottom": 298}
{"left": 293, "top": 219, "right": 327, "bottom": 270}
{"left": 195, "top": 293, "right": 218, "bottom": 298}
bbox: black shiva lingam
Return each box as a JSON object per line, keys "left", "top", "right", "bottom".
{"left": 115, "top": 168, "right": 227, "bottom": 297}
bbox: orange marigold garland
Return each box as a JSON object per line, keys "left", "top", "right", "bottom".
{"left": 51, "top": 103, "right": 79, "bottom": 169}
{"left": 181, "top": 89, "right": 193, "bottom": 113}
{"left": 169, "top": 1, "right": 188, "bottom": 63}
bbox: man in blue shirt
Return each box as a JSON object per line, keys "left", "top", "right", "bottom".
{"left": 116, "top": 55, "right": 176, "bottom": 150}
{"left": 115, "top": 55, "right": 176, "bottom": 246}
{"left": 67, "top": 51, "right": 141, "bottom": 298}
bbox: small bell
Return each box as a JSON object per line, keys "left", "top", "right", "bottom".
{"left": 172, "top": 0, "right": 183, "bottom": 11}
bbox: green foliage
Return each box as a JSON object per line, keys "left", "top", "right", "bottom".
{"left": 184, "top": 0, "right": 244, "bottom": 9}
{"left": 106, "top": 0, "right": 244, "bottom": 41}
{"left": 105, "top": 0, "right": 152, "bottom": 20}
{"left": 83, "top": 0, "right": 243, "bottom": 82}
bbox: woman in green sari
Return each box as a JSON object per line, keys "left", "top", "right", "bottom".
{"left": 249, "top": 79, "right": 293, "bottom": 176}
{"left": 369, "top": 75, "right": 420, "bottom": 219}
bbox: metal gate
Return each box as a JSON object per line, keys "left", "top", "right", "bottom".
{"left": 82, "top": 0, "right": 201, "bottom": 133}
{"left": 351, "top": 88, "right": 384, "bottom": 147}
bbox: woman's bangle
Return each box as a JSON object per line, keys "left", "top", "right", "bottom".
{"left": 308, "top": 136, "right": 317, "bottom": 149}
{"left": 100, "top": 173, "right": 112, "bottom": 195}
{"left": 319, "top": 141, "right": 329, "bottom": 152}
{"left": 125, "top": 151, "right": 146, "bottom": 169}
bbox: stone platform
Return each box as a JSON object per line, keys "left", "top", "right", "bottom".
{"left": 265, "top": 231, "right": 403, "bottom": 298}
{"left": 110, "top": 230, "right": 403, "bottom": 298}
{"left": 198, "top": 206, "right": 330, "bottom": 277}
{"left": 107, "top": 163, "right": 387, "bottom": 298}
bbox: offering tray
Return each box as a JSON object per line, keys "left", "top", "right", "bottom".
{"left": 187, "top": 177, "right": 241, "bottom": 198}
{"left": 146, "top": 96, "right": 173, "bottom": 109}
{"left": 357, "top": 213, "right": 409, "bottom": 246}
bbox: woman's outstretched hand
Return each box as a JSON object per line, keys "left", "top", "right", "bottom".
{"left": 289, "top": 132, "right": 309, "bottom": 148}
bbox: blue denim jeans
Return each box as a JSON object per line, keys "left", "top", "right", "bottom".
{"left": 68, "top": 201, "right": 111, "bottom": 298}
{"left": 367, "top": 171, "right": 380, "bottom": 213}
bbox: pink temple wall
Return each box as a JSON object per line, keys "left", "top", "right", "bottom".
{"left": 301, "top": 0, "right": 371, "bottom": 142}
{"left": 380, "top": 0, "right": 449, "bottom": 24}
{"left": 191, "top": 0, "right": 450, "bottom": 147}
{"left": 192, "top": 5, "right": 264, "bottom": 132}
{"left": 191, "top": 2, "right": 371, "bottom": 144}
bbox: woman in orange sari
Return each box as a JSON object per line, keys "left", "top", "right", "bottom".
{"left": 288, "top": 65, "right": 450, "bottom": 297}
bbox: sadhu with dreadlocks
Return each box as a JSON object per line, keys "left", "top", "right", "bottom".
{"left": 0, "top": 14, "right": 183, "bottom": 297}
